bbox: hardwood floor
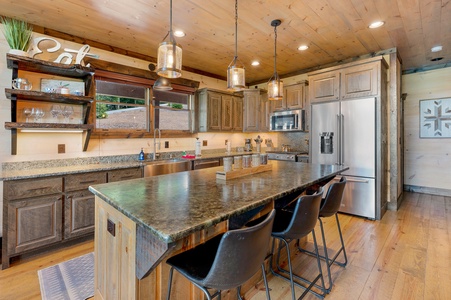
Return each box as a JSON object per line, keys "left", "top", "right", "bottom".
{"left": 1, "top": 192, "right": 450, "bottom": 300}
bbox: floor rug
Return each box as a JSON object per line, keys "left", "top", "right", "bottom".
{"left": 38, "top": 252, "right": 94, "bottom": 300}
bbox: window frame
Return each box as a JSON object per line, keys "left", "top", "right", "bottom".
{"left": 91, "top": 68, "right": 198, "bottom": 139}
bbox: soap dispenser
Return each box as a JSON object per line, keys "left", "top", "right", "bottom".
{"left": 139, "top": 148, "right": 145, "bottom": 161}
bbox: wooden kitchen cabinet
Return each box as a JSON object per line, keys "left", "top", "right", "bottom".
{"left": 64, "top": 171, "right": 107, "bottom": 239}
{"left": 340, "top": 61, "right": 379, "bottom": 100}
{"left": 232, "top": 96, "right": 243, "bottom": 131}
{"left": 271, "top": 81, "right": 308, "bottom": 111}
{"left": 309, "top": 59, "right": 384, "bottom": 103}
{"left": 4, "top": 54, "right": 95, "bottom": 155}
{"left": 2, "top": 167, "right": 143, "bottom": 269}
{"left": 309, "top": 71, "right": 340, "bottom": 103}
{"left": 196, "top": 88, "right": 243, "bottom": 132}
{"left": 243, "top": 88, "right": 270, "bottom": 132}
{"left": 2, "top": 176, "right": 63, "bottom": 269}
{"left": 108, "top": 167, "right": 143, "bottom": 182}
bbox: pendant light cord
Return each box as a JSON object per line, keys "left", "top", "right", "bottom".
{"left": 273, "top": 24, "right": 278, "bottom": 78}
{"left": 234, "top": 0, "right": 238, "bottom": 59}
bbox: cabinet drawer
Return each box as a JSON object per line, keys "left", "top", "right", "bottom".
{"left": 7, "top": 194, "right": 63, "bottom": 254}
{"left": 4, "top": 177, "right": 62, "bottom": 200}
{"left": 65, "top": 172, "right": 107, "bottom": 192}
{"left": 107, "top": 168, "right": 142, "bottom": 182}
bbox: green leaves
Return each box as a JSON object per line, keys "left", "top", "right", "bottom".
{"left": 1, "top": 17, "right": 33, "bottom": 51}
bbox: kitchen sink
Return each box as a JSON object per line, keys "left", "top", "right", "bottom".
{"left": 143, "top": 159, "right": 191, "bottom": 177}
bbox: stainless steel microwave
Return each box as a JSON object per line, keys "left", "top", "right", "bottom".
{"left": 269, "top": 109, "right": 305, "bottom": 131}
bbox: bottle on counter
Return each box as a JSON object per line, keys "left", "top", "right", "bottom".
{"left": 195, "top": 138, "right": 202, "bottom": 157}
{"left": 139, "top": 148, "right": 145, "bottom": 161}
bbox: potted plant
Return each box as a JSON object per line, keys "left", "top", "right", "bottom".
{"left": 0, "top": 17, "right": 33, "bottom": 56}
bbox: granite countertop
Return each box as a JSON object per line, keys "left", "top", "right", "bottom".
{"left": 89, "top": 161, "right": 348, "bottom": 244}
{"left": 0, "top": 151, "right": 262, "bottom": 181}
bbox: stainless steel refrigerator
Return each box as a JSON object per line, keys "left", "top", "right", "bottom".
{"left": 310, "top": 97, "right": 382, "bottom": 219}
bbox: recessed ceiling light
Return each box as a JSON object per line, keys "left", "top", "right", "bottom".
{"left": 369, "top": 21, "right": 384, "bottom": 29}
{"left": 431, "top": 45, "right": 443, "bottom": 52}
{"left": 297, "top": 45, "right": 309, "bottom": 51}
{"left": 251, "top": 61, "right": 260, "bottom": 66}
{"left": 174, "top": 30, "right": 186, "bottom": 37}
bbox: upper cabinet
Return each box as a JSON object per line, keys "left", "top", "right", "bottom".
{"left": 196, "top": 88, "right": 243, "bottom": 132}
{"left": 309, "top": 58, "right": 386, "bottom": 103}
{"left": 271, "top": 80, "right": 308, "bottom": 112}
{"left": 4, "top": 54, "right": 95, "bottom": 154}
{"left": 243, "top": 88, "right": 270, "bottom": 132}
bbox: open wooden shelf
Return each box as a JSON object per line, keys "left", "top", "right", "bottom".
{"left": 6, "top": 53, "right": 94, "bottom": 78}
{"left": 5, "top": 88, "right": 93, "bottom": 104}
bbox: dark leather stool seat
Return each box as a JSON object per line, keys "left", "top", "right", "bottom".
{"left": 270, "top": 188, "right": 326, "bottom": 300}
{"left": 166, "top": 209, "right": 276, "bottom": 300}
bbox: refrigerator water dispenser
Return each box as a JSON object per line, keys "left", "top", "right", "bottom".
{"left": 320, "top": 132, "right": 334, "bottom": 154}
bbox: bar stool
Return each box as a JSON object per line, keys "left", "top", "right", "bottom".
{"left": 299, "top": 176, "right": 348, "bottom": 293}
{"left": 270, "top": 188, "right": 326, "bottom": 300}
{"left": 166, "top": 209, "right": 275, "bottom": 300}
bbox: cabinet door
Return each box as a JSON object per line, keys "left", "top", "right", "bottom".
{"left": 340, "top": 62, "right": 379, "bottom": 100}
{"left": 64, "top": 190, "right": 95, "bottom": 239}
{"left": 232, "top": 97, "right": 243, "bottom": 131}
{"left": 7, "top": 195, "right": 63, "bottom": 255}
{"left": 271, "top": 96, "right": 286, "bottom": 111}
{"left": 243, "top": 91, "right": 260, "bottom": 132}
{"left": 221, "top": 94, "right": 233, "bottom": 131}
{"left": 309, "top": 71, "right": 340, "bottom": 103}
{"left": 285, "top": 83, "right": 305, "bottom": 109}
{"left": 260, "top": 91, "right": 271, "bottom": 131}
{"left": 207, "top": 92, "right": 222, "bottom": 131}
{"left": 108, "top": 168, "right": 142, "bottom": 182}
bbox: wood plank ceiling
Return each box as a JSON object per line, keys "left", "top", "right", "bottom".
{"left": 1, "top": 0, "right": 450, "bottom": 84}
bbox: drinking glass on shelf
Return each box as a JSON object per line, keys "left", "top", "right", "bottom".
{"left": 34, "top": 108, "right": 45, "bottom": 123}
{"left": 50, "top": 105, "right": 62, "bottom": 120}
{"left": 23, "top": 107, "right": 33, "bottom": 122}
{"left": 62, "top": 106, "right": 74, "bottom": 122}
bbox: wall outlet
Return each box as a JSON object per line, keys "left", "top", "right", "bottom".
{"left": 203, "top": 140, "right": 208, "bottom": 146}
{"left": 58, "top": 144, "right": 65, "bottom": 154}
{"left": 165, "top": 141, "right": 169, "bottom": 148}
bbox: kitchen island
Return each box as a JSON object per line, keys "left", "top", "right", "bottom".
{"left": 89, "top": 161, "right": 348, "bottom": 300}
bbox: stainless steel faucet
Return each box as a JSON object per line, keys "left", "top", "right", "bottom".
{"left": 153, "top": 128, "right": 161, "bottom": 160}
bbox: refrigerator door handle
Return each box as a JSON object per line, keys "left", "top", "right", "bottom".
{"left": 345, "top": 177, "right": 370, "bottom": 184}
{"left": 337, "top": 114, "right": 341, "bottom": 165}
{"left": 341, "top": 114, "right": 344, "bottom": 165}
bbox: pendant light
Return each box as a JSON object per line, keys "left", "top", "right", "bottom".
{"left": 227, "top": 0, "right": 245, "bottom": 90}
{"left": 267, "top": 19, "right": 283, "bottom": 101}
{"left": 153, "top": 77, "right": 173, "bottom": 90}
{"left": 156, "top": 0, "right": 182, "bottom": 78}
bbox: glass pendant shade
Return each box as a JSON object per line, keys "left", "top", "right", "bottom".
{"left": 268, "top": 76, "right": 283, "bottom": 100}
{"left": 227, "top": 0, "right": 245, "bottom": 91}
{"left": 227, "top": 57, "right": 245, "bottom": 90}
{"left": 157, "top": 41, "right": 182, "bottom": 78}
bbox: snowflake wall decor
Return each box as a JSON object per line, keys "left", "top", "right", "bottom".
{"left": 419, "top": 98, "right": 451, "bottom": 138}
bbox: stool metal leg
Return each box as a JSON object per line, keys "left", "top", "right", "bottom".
{"left": 298, "top": 213, "right": 348, "bottom": 293}
{"left": 270, "top": 234, "right": 326, "bottom": 299}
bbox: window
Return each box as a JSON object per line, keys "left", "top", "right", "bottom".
{"left": 92, "top": 69, "right": 196, "bottom": 137}
{"left": 96, "top": 80, "right": 149, "bottom": 130}
{"left": 153, "top": 90, "right": 192, "bottom": 131}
